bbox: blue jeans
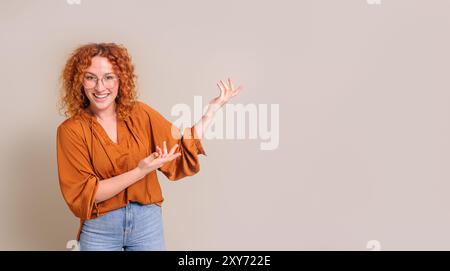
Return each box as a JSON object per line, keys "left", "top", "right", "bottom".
{"left": 79, "top": 202, "right": 166, "bottom": 251}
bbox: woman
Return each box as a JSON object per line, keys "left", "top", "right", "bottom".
{"left": 56, "top": 43, "right": 242, "bottom": 251}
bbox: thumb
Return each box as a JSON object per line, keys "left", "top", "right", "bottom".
{"left": 148, "top": 152, "right": 159, "bottom": 160}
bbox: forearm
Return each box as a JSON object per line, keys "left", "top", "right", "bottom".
{"left": 94, "top": 167, "right": 147, "bottom": 203}
{"left": 193, "top": 103, "right": 220, "bottom": 140}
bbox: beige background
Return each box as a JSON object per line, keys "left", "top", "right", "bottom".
{"left": 1, "top": 0, "right": 450, "bottom": 250}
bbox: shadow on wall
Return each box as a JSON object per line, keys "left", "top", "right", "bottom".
{"left": 8, "top": 121, "right": 77, "bottom": 250}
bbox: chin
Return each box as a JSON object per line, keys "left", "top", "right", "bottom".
{"left": 88, "top": 97, "right": 116, "bottom": 111}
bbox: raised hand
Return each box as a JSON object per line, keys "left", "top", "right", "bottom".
{"left": 137, "top": 141, "right": 181, "bottom": 175}
{"left": 210, "top": 78, "right": 243, "bottom": 108}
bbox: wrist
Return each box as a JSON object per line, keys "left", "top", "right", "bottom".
{"left": 133, "top": 166, "right": 147, "bottom": 180}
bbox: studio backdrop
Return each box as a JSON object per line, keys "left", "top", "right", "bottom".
{"left": 1, "top": 0, "right": 450, "bottom": 250}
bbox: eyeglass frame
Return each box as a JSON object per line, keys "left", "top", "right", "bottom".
{"left": 82, "top": 72, "right": 119, "bottom": 90}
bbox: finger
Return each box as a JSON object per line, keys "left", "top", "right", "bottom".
{"left": 169, "top": 143, "right": 179, "bottom": 155}
{"left": 228, "top": 77, "right": 234, "bottom": 90}
{"left": 156, "top": 146, "right": 163, "bottom": 156}
{"left": 167, "top": 152, "right": 181, "bottom": 161}
{"left": 217, "top": 83, "right": 225, "bottom": 97}
{"left": 221, "top": 81, "right": 230, "bottom": 97}
{"left": 163, "top": 141, "right": 168, "bottom": 155}
{"left": 232, "top": 85, "right": 243, "bottom": 96}
{"left": 219, "top": 80, "right": 227, "bottom": 91}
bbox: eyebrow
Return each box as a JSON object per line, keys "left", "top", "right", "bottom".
{"left": 85, "top": 72, "right": 115, "bottom": 77}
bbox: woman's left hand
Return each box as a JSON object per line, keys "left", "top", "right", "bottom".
{"left": 210, "top": 78, "right": 243, "bottom": 107}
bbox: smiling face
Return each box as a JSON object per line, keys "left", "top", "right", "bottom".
{"left": 83, "top": 56, "right": 119, "bottom": 115}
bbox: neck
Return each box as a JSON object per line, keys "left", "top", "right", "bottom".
{"left": 89, "top": 104, "right": 116, "bottom": 121}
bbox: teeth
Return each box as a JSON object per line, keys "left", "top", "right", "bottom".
{"left": 94, "top": 93, "right": 109, "bottom": 99}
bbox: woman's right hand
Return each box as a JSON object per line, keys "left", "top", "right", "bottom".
{"left": 137, "top": 141, "right": 181, "bottom": 175}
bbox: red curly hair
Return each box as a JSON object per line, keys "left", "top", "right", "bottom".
{"left": 59, "top": 43, "right": 138, "bottom": 119}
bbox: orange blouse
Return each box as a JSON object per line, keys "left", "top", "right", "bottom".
{"left": 56, "top": 101, "right": 206, "bottom": 240}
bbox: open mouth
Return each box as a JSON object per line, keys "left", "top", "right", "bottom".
{"left": 93, "top": 93, "right": 110, "bottom": 99}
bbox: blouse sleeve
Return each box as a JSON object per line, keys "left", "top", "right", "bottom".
{"left": 56, "top": 123, "right": 99, "bottom": 219}
{"left": 140, "top": 102, "right": 207, "bottom": 181}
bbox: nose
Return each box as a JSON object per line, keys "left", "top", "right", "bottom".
{"left": 94, "top": 78, "right": 107, "bottom": 92}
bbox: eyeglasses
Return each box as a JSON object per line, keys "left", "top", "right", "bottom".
{"left": 83, "top": 73, "right": 119, "bottom": 89}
